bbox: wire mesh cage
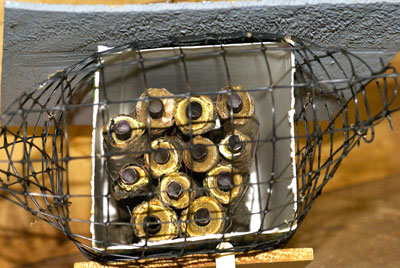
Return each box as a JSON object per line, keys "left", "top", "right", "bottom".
{"left": 0, "top": 32, "right": 399, "bottom": 263}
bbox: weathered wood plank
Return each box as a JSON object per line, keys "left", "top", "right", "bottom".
{"left": 73, "top": 248, "right": 313, "bottom": 268}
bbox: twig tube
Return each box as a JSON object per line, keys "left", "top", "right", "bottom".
{"left": 203, "top": 164, "right": 248, "bottom": 205}
{"left": 144, "top": 137, "right": 181, "bottom": 178}
{"left": 180, "top": 196, "right": 225, "bottom": 237}
{"left": 222, "top": 116, "right": 260, "bottom": 165}
{"left": 216, "top": 85, "right": 255, "bottom": 126}
{"left": 131, "top": 199, "right": 179, "bottom": 242}
{"left": 158, "top": 172, "right": 197, "bottom": 209}
{"left": 103, "top": 115, "right": 146, "bottom": 181}
{"left": 112, "top": 164, "right": 150, "bottom": 201}
{"left": 182, "top": 136, "right": 219, "bottom": 173}
{"left": 135, "top": 88, "right": 176, "bottom": 135}
{"left": 175, "top": 96, "right": 216, "bottom": 135}
{"left": 219, "top": 130, "right": 253, "bottom": 170}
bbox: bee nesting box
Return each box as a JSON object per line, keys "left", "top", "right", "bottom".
{"left": 91, "top": 41, "right": 296, "bottom": 255}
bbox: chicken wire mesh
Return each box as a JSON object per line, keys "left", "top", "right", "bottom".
{"left": 0, "top": 32, "right": 399, "bottom": 263}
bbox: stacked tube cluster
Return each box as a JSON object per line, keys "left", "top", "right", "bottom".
{"left": 103, "top": 86, "right": 259, "bottom": 242}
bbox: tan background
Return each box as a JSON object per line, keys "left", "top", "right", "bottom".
{"left": 0, "top": 55, "right": 397, "bottom": 267}
{"left": 1, "top": 0, "right": 400, "bottom": 267}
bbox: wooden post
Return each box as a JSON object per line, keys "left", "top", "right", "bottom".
{"left": 74, "top": 248, "right": 313, "bottom": 268}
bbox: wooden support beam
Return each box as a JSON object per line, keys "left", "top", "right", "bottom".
{"left": 74, "top": 248, "right": 314, "bottom": 268}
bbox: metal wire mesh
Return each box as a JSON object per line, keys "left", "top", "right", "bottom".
{"left": 0, "top": 32, "right": 399, "bottom": 263}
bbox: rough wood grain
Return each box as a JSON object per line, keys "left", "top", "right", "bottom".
{"left": 73, "top": 248, "right": 313, "bottom": 268}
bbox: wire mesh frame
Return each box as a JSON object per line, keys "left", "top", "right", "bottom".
{"left": 0, "top": 32, "right": 399, "bottom": 263}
